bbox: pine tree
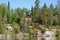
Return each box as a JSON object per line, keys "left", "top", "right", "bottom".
{"left": 57, "top": 0, "right": 60, "bottom": 26}
{"left": 41, "top": 3, "right": 48, "bottom": 26}
{"left": 49, "top": 4, "right": 54, "bottom": 26}
{"left": 31, "top": 6, "right": 33, "bottom": 16}
{"left": 7, "top": 1, "right": 11, "bottom": 23}
{"left": 35, "top": 0, "right": 40, "bottom": 9}
{"left": 32, "top": 0, "right": 40, "bottom": 22}
{"left": 0, "top": 4, "right": 7, "bottom": 33}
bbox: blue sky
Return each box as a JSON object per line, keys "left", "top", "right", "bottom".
{"left": 0, "top": 0, "right": 57, "bottom": 10}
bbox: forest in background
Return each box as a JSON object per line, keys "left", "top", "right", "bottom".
{"left": 0, "top": 0, "right": 60, "bottom": 34}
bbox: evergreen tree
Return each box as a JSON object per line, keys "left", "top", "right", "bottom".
{"left": 53, "top": 6, "right": 59, "bottom": 25}
{"left": 0, "top": 4, "right": 8, "bottom": 33}
{"left": 7, "top": 1, "right": 11, "bottom": 23}
{"left": 41, "top": 3, "right": 48, "bottom": 26}
{"left": 58, "top": 4, "right": 60, "bottom": 26}
{"left": 49, "top": 4, "right": 54, "bottom": 26}
{"left": 32, "top": 0, "right": 40, "bottom": 22}
{"left": 35, "top": 0, "right": 40, "bottom": 9}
